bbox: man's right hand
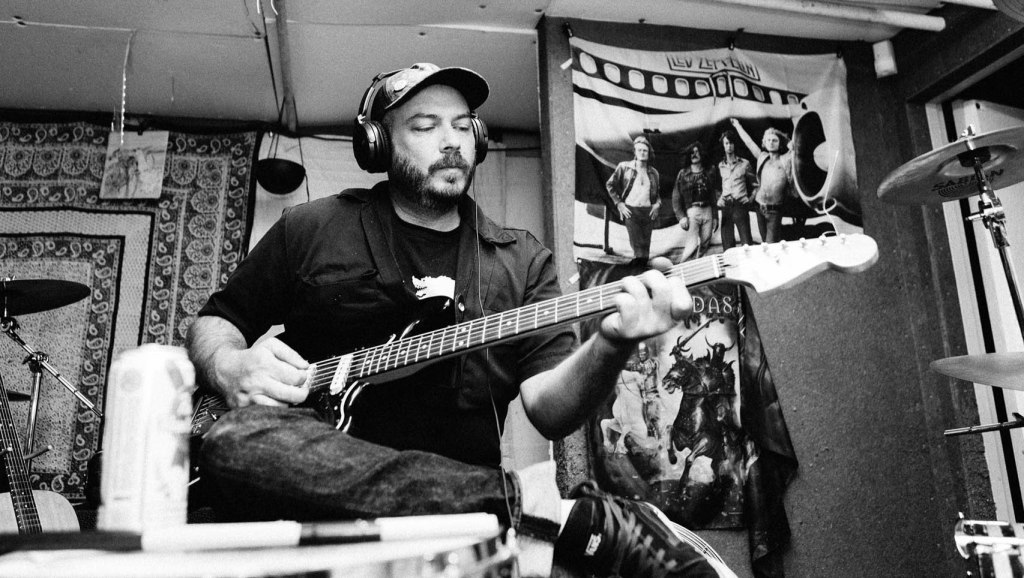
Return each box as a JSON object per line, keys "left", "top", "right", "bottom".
{"left": 212, "top": 337, "right": 311, "bottom": 408}
{"left": 617, "top": 202, "right": 632, "bottom": 220}
{"left": 679, "top": 217, "right": 690, "bottom": 231}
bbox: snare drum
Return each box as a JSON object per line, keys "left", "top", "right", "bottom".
{"left": 0, "top": 533, "right": 516, "bottom": 577}
{"left": 366, "top": 534, "right": 515, "bottom": 577}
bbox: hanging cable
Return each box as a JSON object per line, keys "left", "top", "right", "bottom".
{"left": 115, "top": 30, "right": 138, "bottom": 149}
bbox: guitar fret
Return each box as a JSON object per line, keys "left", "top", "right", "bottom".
{"left": 445, "top": 325, "right": 456, "bottom": 353}
{"left": 386, "top": 343, "right": 398, "bottom": 372}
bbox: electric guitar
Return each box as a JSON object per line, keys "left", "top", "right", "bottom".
{"left": 191, "top": 233, "right": 879, "bottom": 437}
{"left": 0, "top": 382, "right": 80, "bottom": 534}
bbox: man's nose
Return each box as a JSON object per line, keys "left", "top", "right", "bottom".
{"left": 440, "top": 126, "right": 462, "bottom": 153}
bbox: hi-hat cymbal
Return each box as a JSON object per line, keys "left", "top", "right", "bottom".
{"left": 0, "top": 279, "right": 90, "bottom": 316}
{"left": 1, "top": 388, "right": 30, "bottom": 401}
{"left": 931, "top": 352, "right": 1024, "bottom": 390}
{"left": 877, "top": 126, "right": 1024, "bottom": 205}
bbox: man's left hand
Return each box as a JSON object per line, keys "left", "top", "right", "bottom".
{"left": 598, "top": 257, "right": 692, "bottom": 343}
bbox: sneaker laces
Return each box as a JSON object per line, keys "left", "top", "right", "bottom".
{"left": 597, "top": 494, "right": 679, "bottom": 578}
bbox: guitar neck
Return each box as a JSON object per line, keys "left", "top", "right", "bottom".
{"left": 0, "top": 386, "right": 43, "bottom": 535}
{"left": 308, "top": 255, "right": 726, "bottom": 393}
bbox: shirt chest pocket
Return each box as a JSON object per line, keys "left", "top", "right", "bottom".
{"left": 292, "top": 270, "right": 408, "bottom": 348}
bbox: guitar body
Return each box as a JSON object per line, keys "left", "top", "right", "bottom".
{"left": 1, "top": 376, "right": 81, "bottom": 535}
{"left": 191, "top": 295, "right": 459, "bottom": 437}
{"left": 0, "top": 490, "right": 79, "bottom": 534}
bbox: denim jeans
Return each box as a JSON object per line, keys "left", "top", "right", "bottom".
{"left": 719, "top": 200, "right": 752, "bottom": 249}
{"left": 623, "top": 205, "right": 655, "bottom": 261}
{"left": 756, "top": 204, "right": 783, "bottom": 243}
{"left": 682, "top": 205, "right": 715, "bottom": 260}
{"left": 198, "top": 405, "right": 521, "bottom": 527}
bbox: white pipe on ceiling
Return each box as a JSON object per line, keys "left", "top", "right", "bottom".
{"left": 707, "top": 0, "right": 946, "bottom": 32}
{"left": 274, "top": 0, "right": 298, "bottom": 132}
{"left": 942, "top": 0, "right": 996, "bottom": 8}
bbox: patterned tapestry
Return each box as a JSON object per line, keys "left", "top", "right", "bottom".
{"left": 0, "top": 121, "right": 257, "bottom": 500}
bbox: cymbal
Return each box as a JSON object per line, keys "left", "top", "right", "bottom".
{"left": 877, "top": 126, "right": 1024, "bottom": 205}
{"left": 931, "top": 352, "right": 1024, "bottom": 390}
{"left": 0, "top": 279, "right": 90, "bottom": 316}
{"left": 1, "top": 388, "right": 30, "bottom": 401}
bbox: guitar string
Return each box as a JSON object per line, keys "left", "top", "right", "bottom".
{"left": 304, "top": 233, "right": 862, "bottom": 392}
{"left": 305, "top": 257, "right": 725, "bottom": 393}
{"left": 306, "top": 258, "right": 722, "bottom": 390}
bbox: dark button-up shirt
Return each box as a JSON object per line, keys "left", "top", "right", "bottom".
{"left": 671, "top": 166, "right": 716, "bottom": 220}
{"left": 199, "top": 181, "right": 577, "bottom": 467}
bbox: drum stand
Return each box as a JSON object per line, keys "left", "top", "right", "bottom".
{"left": 1, "top": 313, "right": 102, "bottom": 469}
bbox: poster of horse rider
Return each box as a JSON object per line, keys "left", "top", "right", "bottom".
{"left": 569, "top": 37, "right": 858, "bottom": 571}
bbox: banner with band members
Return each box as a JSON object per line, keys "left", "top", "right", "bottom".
{"left": 569, "top": 38, "right": 849, "bottom": 575}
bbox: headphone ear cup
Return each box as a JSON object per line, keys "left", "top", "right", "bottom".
{"left": 471, "top": 116, "right": 488, "bottom": 165}
{"left": 353, "top": 120, "right": 390, "bottom": 173}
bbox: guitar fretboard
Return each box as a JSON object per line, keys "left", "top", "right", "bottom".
{"left": 307, "top": 255, "right": 726, "bottom": 394}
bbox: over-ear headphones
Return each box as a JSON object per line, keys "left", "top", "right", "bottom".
{"left": 352, "top": 70, "right": 489, "bottom": 173}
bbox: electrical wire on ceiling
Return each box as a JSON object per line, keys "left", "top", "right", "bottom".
{"left": 114, "top": 30, "right": 137, "bottom": 149}
{"left": 0, "top": 16, "right": 261, "bottom": 39}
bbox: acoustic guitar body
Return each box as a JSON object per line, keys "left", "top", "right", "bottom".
{"left": 0, "top": 490, "right": 80, "bottom": 534}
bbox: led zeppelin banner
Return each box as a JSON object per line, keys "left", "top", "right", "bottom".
{"left": 570, "top": 38, "right": 820, "bottom": 576}
{"left": 572, "top": 37, "right": 861, "bottom": 265}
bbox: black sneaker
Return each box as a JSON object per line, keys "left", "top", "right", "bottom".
{"left": 554, "top": 481, "right": 722, "bottom": 578}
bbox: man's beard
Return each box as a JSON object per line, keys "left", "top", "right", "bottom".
{"left": 390, "top": 151, "right": 475, "bottom": 212}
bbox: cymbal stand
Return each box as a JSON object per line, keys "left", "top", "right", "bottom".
{"left": 946, "top": 413, "right": 1024, "bottom": 437}
{"left": 959, "top": 138, "right": 1024, "bottom": 341}
{"left": 0, "top": 315, "right": 103, "bottom": 459}
{"left": 22, "top": 353, "right": 49, "bottom": 470}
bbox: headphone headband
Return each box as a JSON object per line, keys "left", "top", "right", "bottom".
{"left": 356, "top": 69, "right": 402, "bottom": 124}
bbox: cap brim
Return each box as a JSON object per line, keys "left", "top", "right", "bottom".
{"left": 384, "top": 67, "right": 489, "bottom": 112}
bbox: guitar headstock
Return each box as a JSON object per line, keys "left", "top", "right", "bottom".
{"left": 720, "top": 233, "right": 878, "bottom": 295}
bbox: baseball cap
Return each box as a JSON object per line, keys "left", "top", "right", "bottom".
{"left": 369, "top": 63, "right": 489, "bottom": 120}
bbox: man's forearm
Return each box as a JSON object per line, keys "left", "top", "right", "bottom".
{"left": 520, "top": 333, "right": 634, "bottom": 440}
{"left": 186, "top": 315, "right": 248, "bottom": 395}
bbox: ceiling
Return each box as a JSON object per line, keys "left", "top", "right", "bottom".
{"left": 0, "top": 0, "right": 1001, "bottom": 133}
